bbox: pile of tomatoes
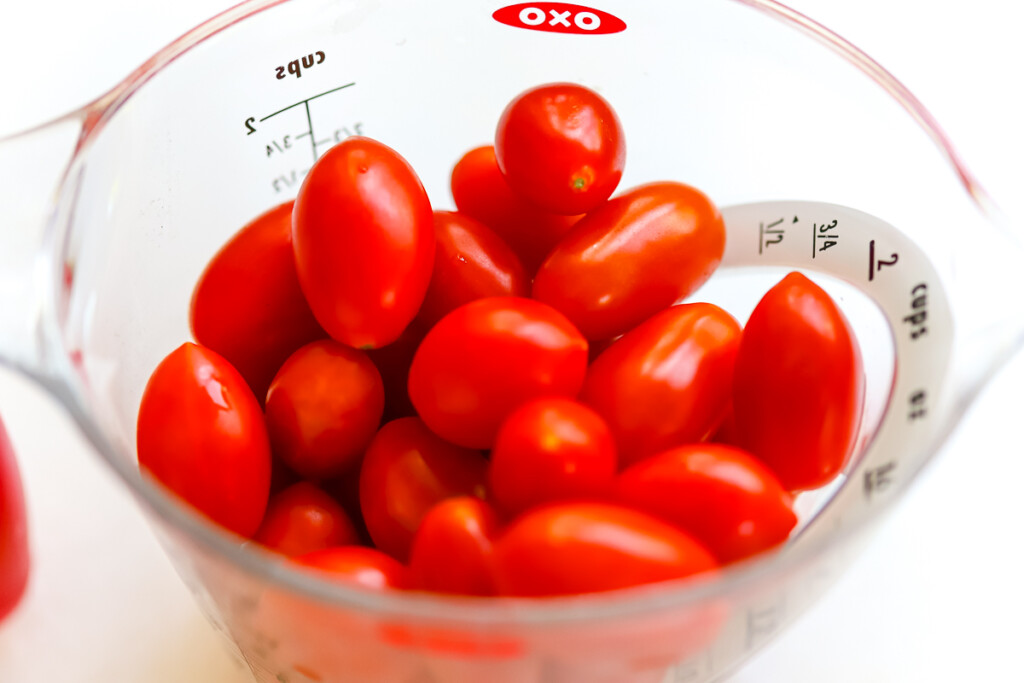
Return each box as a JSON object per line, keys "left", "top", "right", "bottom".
{"left": 137, "top": 83, "right": 864, "bottom": 597}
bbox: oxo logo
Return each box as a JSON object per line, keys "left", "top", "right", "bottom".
{"left": 492, "top": 3, "right": 627, "bottom": 35}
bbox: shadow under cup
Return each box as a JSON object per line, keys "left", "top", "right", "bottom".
{"left": 43, "top": 0, "right": 1012, "bottom": 681}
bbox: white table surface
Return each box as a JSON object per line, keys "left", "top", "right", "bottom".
{"left": 1, "top": 1, "right": 1023, "bottom": 681}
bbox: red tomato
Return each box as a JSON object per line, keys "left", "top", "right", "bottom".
{"left": 408, "top": 297, "right": 589, "bottom": 449}
{"left": 493, "top": 503, "right": 717, "bottom": 597}
{"left": 581, "top": 303, "right": 741, "bottom": 468}
{"left": 359, "top": 418, "right": 488, "bottom": 561}
{"left": 450, "top": 145, "right": 580, "bottom": 273}
{"left": 254, "top": 482, "right": 360, "bottom": 557}
{"left": 408, "top": 496, "right": 500, "bottom": 596}
{"left": 264, "top": 340, "right": 384, "bottom": 480}
{"left": 733, "top": 272, "right": 864, "bottom": 491}
{"left": 489, "top": 397, "right": 617, "bottom": 517}
{"left": 190, "top": 200, "right": 325, "bottom": 402}
{"left": 293, "top": 136, "right": 435, "bottom": 349}
{"left": 495, "top": 83, "right": 625, "bottom": 215}
{"left": 615, "top": 444, "right": 797, "bottom": 564}
{"left": 293, "top": 546, "right": 410, "bottom": 590}
{"left": 137, "top": 343, "right": 271, "bottom": 537}
{"left": 532, "top": 182, "right": 726, "bottom": 341}
{"left": 365, "top": 320, "right": 428, "bottom": 423}
{"left": 417, "top": 211, "right": 529, "bottom": 329}
{"left": 0, "top": 416, "right": 29, "bottom": 622}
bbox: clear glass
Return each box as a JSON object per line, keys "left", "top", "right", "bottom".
{"left": 1, "top": 0, "right": 1022, "bottom": 681}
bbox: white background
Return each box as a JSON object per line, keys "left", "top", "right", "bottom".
{"left": 1, "top": 1, "right": 1022, "bottom": 681}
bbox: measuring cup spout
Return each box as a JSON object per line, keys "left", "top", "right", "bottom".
{"left": 0, "top": 115, "right": 84, "bottom": 380}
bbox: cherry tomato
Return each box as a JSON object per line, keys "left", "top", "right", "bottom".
{"left": 137, "top": 342, "right": 271, "bottom": 537}
{"left": 581, "top": 303, "right": 741, "bottom": 467}
{"left": 365, "top": 320, "right": 428, "bottom": 423}
{"left": 733, "top": 272, "right": 864, "bottom": 491}
{"left": 615, "top": 444, "right": 797, "bottom": 564}
{"left": 532, "top": 182, "right": 726, "bottom": 341}
{"left": 450, "top": 145, "right": 580, "bottom": 273}
{"left": 408, "top": 297, "right": 589, "bottom": 449}
{"left": 489, "top": 397, "right": 617, "bottom": 517}
{"left": 408, "top": 496, "right": 500, "bottom": 596}
{"left": 293, "top": 136, "right": 435, "bottom": 349}
{"left": 495, "top": 83, "right": 625, "bottom": 215}
{"left": 190, "top": 200, "right": 325, "bottom": 402}
{"left": 254, "top": 482, "right": 360, "bottom": 557}
{"left": 416, "top": 211, "right": 529, "bottom": 329}
{"left": 359, "top": 418, "right": 488, "bottom": 561}
{"left": 0, "top": 416, "right": 29, "bottom": 622}
{"left": 264, "top": 340, "right": 384, "bottom": 480}
{"left": 293, "top": 546, "right": 410, "bottom": 590}
{"left": 493, "top": 503, "right": 717, "bottom": 597}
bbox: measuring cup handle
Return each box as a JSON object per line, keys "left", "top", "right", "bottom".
{"left": 0, "top": 114, "right": 84, "bottom": 378}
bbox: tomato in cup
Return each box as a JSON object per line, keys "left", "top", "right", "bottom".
{"left": 137, "top": 342, "right": 271, "bottom": 538}
{"left": 408, "top": 297, "right": 589, "bottom": 450}
{"left": 495, "top": 82, "right": 625, "bottom": 215}
{"left": 264, "top": 340, "right": 384, "bottom": 480}
{"left": 292, "top": 136, "right": 435, "bottom": 349}
{"left": 732, "top": 272, "right": 864, "bottom": 491}
{"left": 255, "top": 482, "right": 360, "bottom": 557}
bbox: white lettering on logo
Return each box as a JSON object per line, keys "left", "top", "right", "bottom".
{"left": 574, "top": 11, "right": 601, "bottom": 30}
{"left": 518, "top": 7, "right": 546, "bottom": 25}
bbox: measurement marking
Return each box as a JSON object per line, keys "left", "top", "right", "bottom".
{"left": 758, "top": 217, "right": 785, "bottom": 255}
{"left": 812, "top": 219, "right": 839, "bottom": 258}
{"left": 303, "top": 100, "right": 316, "bottom": 163}
{"left": 258, "top": 82, "right": 356, "bottom": 122}
{"left": 295, "top": 131, "right": 311, "bottom": 140}
{"left": 864, "top": 462, "right": 897, "bottom": 499}
{"left": 868, "top": 239, "right": 900, "bottom": 281}
{"left": 314, "top": 138, "right": 333, "bottom": 148}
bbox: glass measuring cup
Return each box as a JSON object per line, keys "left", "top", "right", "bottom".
{"left": 3, "top": 0, "right": 1024, "bottom": 681}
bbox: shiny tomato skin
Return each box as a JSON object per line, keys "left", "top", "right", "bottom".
{"left": 137, "top": 342, "right": 272, "bottom": 537}
{"left": 408, "top": 297, "right": 589, "bottom": 449}
{"left": 293, "top": 546, "right": 410, "bottom": 590}
{"left": 616, "top": 444, "right": 797, "bottom": 564}
{"left": 408, "top": 496, "right": 500, "bottom": 596}
{"left": 495, "top": 83, "right": 625, "bottom": 215}
{"left": 293, "top": 136, "right": 435, "bottom": 349}
{"left": 493, "top": 503, "right": 717, "bottom": 597}
{"left": 264, "top": 340, "right": 384, "bottom": 480}
{"left": 581, "top": 303, "right": 742, "bottom": 468}
{"left": 416, "top": 211, "right": 529, "bottom": 329}
{"left": 254, "top": 482, "right": 360, "bottom": 557}
{"left": 450, "top": 145, "right": 580, "bottom": 273}
{"left": 532, "top": 182, "right": 726, "bottom": 341}
{"left": 0, "top": 417, "right": 29, "bottom": 622}
{"left": 733, "top": 272, "right": 864, "bottom": 491}
{"left": 190, "top": 200, "right": 325, "bottom": 402}
{"left": 359, "top": 418, "right": 488, "bottom": 562}
{"left": 489, "top": 397, "right": 617, "bottom": 517}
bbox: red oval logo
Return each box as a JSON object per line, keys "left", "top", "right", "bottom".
{"left": 493, "top": 3, "right": 626, "bottom": 35}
